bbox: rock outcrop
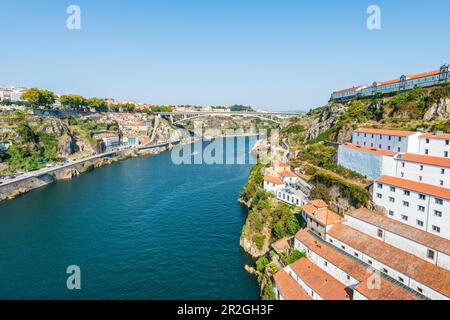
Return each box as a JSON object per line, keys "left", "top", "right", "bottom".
{"left": 424, "top": 98, "right": 450, "bottom": 120}
{"left": 305, "top": 102, "right": 348, "bottom": 142}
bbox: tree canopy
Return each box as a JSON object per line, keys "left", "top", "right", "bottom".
{"left": 21, "top": 88, "right": 56, "bottom": 108}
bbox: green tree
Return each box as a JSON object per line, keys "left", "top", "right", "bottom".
{"left": 60, "top": 94, "right": 88, "bottom": 110}
{"left": 87, "top": 98, "right": 108, "bottom": 112}
{"left": 256, "top": 256, "right": 270, "bottom": 273}
{"left": 262, "top": 281, "right": 276, "bottom": 300}
{"left": 21, "top": 88, "right": 55, "bottom": 108}
{"left": 286, "top": 249, "right": 306, "bottom": 265}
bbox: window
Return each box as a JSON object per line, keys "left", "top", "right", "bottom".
{"left": 389, "top": 197, "right": 395, "bottom": 203}
{"left": 379, "top": 144, "right": 382, "bottom": 149}
{"left": 425, "top": 149, "right": 429, "bottom": 155}
{"left": 402, "top": 162, "right": 405, "bottom": 168}
{"left": 401, "top": 172, "right": 405, "bottom": 177}
{"left": 445, "top": 151, "right": 449, "bottom": 158}
{"left": 389, "top": 136, "right": 392, "bottom": 141}
{"left": 377, "top": 194, "right": 383, "bottom": 199}
{"left": 388, "top": 210, "right": 394, "bottom": 216}
{"left": 368, "top": 260, "right": 373, "bottom": 265}
{"left": 367, "top": 225, "right": 380, "bottom": 237}
{"left": 347, "top": 275, "right": 351, "bottom": 281}
{"left": 435, "top": 198, "right": 444, "bottom": 205}
{"left": 417, "top": 220, "right": 424, "bottom": 227}
{"left": 417, "top": 287, "right": 423, "bottom": 294}
{"left": 427, "top": 250, "right": 435, "bottom": 260}
{"left": 354, "top": 252, "right": 359, "bottom": 258}
{"left": 388, "top": 146, "right": 391, "bottom": 151}
{"left": 419, "top": 176, "right": 423, "bottom": 182}
{"left": 440, "top": 180, "right": 444, "bottom": 186}
{"left": 434, "top": 210, "right": 442, "bottom": 218}
{"left": 398, "top": 137, "right": 402, "bottom": 142}
{"left": 329, "top": 239, "right": 334, "bottom": 243}
{"left": 446, "top": 140, "right": 449, "bottom": 146}
{"left": 441, "top": 169, "right": 445, "bottom": 175}
{"left": 419, "top": 194, "right": 426, "bottom": 200}
{"left": 426, "top": 139, "right": 430, "bottom": 144}
{"left": 341, "top": 245, "right": 346, "bottom": 250}
{"left": 377, "top": 183, "right": 383, "bottom": 189}
{"left": 382, "top": 268, "right": 388, "bottom": 274}
{"left": 420, "top": 165, "right": 424, "bottom": 171}
{"left": 390, "top": 186, "right": 396, "bottom": 192}
{"left": 404, "top": 190, "right": 410, "bottom": 196}
{"left": 398, "top": 147, "right": 401, "bottom": 152}
{"left": 418, "top": 206, "right": 425, "bottom": 212}
{"left": 324, "top": 261, "right": 328, "bottom": 267}
{"left": 398, "top": 277, "right": 404, "bottom": 283}
{"left": 401, "top": 215, "right": 408, "bottom": 221}
{"left": 432, "top": 225, "right": 441, "bottom": 233}
{"left": 403, "top": 201, "right": 410, "bottom": 207}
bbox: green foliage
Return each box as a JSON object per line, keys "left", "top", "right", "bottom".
{"left": 253, "top": 234, "right": 266, "bottom": 250}
{"left": 272, "top": 203, "right": 300, "bottom": 240}
{"left": 87, "top": 98, "right": 108, "bottom": 112}
{"left": 60, "top": 94, "right": 88, "bottom": 110}
{"left": 286, "top": 249, "right": 306, "bottom": 265}
{"left": 256, "top": 256, "right": 270, "bottom": 273}
{"left": 240, "top": 162, "right": 266, "bottom": 203}
{"left": 266, "top": 262, "right": 278, "bottom": 274}
{"left": 21, "top": 88, "right": 56, "bottom": 108}
{"left": 262, "top": 281, "right": 276, "bottom": 301}
{"left": 230, "top": 105, "right": 254, "bottom": 112}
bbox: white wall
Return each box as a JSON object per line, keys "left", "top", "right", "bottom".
{"left": 419, "top": 137, "right": 450, "bottom": 158}
{"left": 373, "top": 182, "right": 450, "bottom": 240}
{"left": 352, "top": 132, "right": 420, "bottom": 154}
{"left": 393, "top": 159, "right": 450, "bottom": 188}
{"left": 338, "top": 146, "right": 393, "bottom": 180}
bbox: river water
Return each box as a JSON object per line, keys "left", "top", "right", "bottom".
{"left": 0, "top": 138, "right": 260, "bottom": 299}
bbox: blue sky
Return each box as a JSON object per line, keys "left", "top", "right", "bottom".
{"left": 1, "top": 0, "right": 449, "bottom": 111}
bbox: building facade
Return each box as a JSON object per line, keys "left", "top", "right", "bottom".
{"left": 332, "top": 64, "right": 450, "bottom": 101}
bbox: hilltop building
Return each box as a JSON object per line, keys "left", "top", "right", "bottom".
{"left": 332, "top": 64, "right": 450, "bottom": 101}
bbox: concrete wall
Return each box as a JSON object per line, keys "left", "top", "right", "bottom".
{"left": 393, "top": 159, "right": 450, "bottom": 188}
{"left": 419, "top": 137, "right": 450, "bottom": 158}
{"left": 338, "top": 145, "right": 393, "bottom": 180}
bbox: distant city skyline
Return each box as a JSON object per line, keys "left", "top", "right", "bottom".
{"left": 1, "top": 0, "right": 449, "bottom": 111}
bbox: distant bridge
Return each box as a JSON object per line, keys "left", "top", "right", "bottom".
{"left": 154, "top": 111, "right": 304, "bottom": 125}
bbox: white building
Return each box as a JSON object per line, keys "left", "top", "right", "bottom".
{"left": 0, "top": 87, "right": 25, "bottom": 102}
{"left": 338, "top": 143, "right": 396, "bottom": 179}
{"left": 419, "top": 132, "right": 450, "bottom": 158}
{"left": 332, "top": 64, "right": 450, "bottom": 101}
{"left": 263, "top": 176, "right": 284, "bottom": 194}
{"left": 373, "top": 175, "right": 450, "bottom": 240}
{"left": 393, "top": 153, "right": 450, "bottom": 188}
{"left": 345, "top": 208, "right": 450, "bottom": 272}
{"left": 351, "top": 128, "right": 421, "bottom": 153}
{"left": 93, "top": 133, "right": 120, "bottom": 148}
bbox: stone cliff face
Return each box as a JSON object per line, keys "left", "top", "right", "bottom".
{"left": 424, "top": 98, "right": 450, "bottom": 120}
{"left": 305, "top": 102, "right": 348, "bottom": 142}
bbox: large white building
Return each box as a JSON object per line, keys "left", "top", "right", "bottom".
{"left": 332, "top": 64, "right": 450, "bottom": 101}
{"left": 419, "top": 132, "right": 450, "bottom": 158}
{"left": 351, "top": 128, "right": 421, "bottom": 154}
{"left": 373, "top": 175, "right": 450, "bottom": 240}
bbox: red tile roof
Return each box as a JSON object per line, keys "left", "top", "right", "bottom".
{"left": 346, "top": 208, "right": 450, "bottom": 255}
{"left": 289, "top": 258, "right": 351, "bottom": 300}
{"left": 408, "top": 70, "right": 441, "bottom": 80}
{"left": 295, "top": 229, "right": 420, "bottom": 300}
{"left": 94, "top": 133, "right": 119, "bottom": 139}
{"left": 280, "top": 171, "right": 298, "bottom": 178}
{"left": 264, "top": 176, "right": 284, "bottom": 185}
{"left": 354, "top": 128, "right": 417, "bottom": 137}
{"left": 328, "top": 223, "right": 450, "bottom": 298}
{"left": 377, "top": 175, "right": 450, "bottom": 200}
{"left": 342, "top": 143, "right": 397, "bottom": 157}
{"left": 333, "top": 86, "right": 365, "bottom": 94}
{"left": 302, "top": 200, "right": 342, "bottom": 226}
{"left": 309, "top": 199, "right": 328, "bottom": 208}
{"left": 273, "top": 269, "right": 311, "bottom": 300}
{"left": 273, "top": 160, "right": 290, "bottom": 168}
{"left": 272, "top": 237, "right": 291, "bottom": 253}
{"left": 420, "top": 132, "right": 450, "bottom": 140}
{"left": 396, "top": 153, "right": 450, "bottom": 168}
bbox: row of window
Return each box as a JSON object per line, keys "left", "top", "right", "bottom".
{"left": 377, "top": 184, "right": 444, "bottom": 204}
{"left": 356, "top": 133, "right": 403, "bottom": 142}
{"left": 424, "top": 138, "right": 450, "bottom": 146}
{"left": 424, "top": 149, "right": 449, "bottom": 157}
{"left": 387, "top": 210, "right": 442, "bottom": 234}
{"left": 398, "top": 171, "right": 446, "bottom": 186}
{"left": 400, "top": 162, "right": 446, "bottom": 175}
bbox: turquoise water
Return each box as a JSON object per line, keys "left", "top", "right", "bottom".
{"left": 0, "top": 138, "right": 260, "bottom": 299}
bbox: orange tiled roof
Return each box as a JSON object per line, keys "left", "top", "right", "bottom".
{"left": 273, "top": 269, "right": 311, "bottom": 300}
{"left": 280, "top": 171, "right": 298, "bottom": 178}
{"left": 354, "top": 128, "right": 417, "bottom": 137}
{"left": 420, "top": 132, "right": 450, "bottom": 140}
{"left": 333, "top": 85, "right": 365, "bottom": 94}
{"left": 346, "top": 208, "right": 450, "bottom": 255}
{"left": 377, "top": 78, "right": 400, "bottom": 86}
{"left": 396, "top": 153, "right": 450, "bottom": 168}
{"left": 328, "top": 223, "right": 450, "bottom": 298}
{"left": 377, "top": 175, "right": 450, "bottom": 200}
{"left": 294, "top": 229, "right": 420, "bottom": 300}
{"left": 342, "top": 143, "right": 397, "bottom": 157}
{"left": 407, "top": 70, "right": 441, "bottom": 80}
{"left": 272, "top": 237, "right": 291, "bottom": 253}
{"left": 273, "top": 160, "right": 290, "bottom": 168}
{"left": 309, "top": 199, "right": 328, "bottom": 208}
{"left": 289, "top": 258, "right": 351, "bottom": 300}
{"left": 264, "top": 176, "right": 284, "bottom": 185}
{"left": 94, "top": 133, "right": 119, "bottom": 139}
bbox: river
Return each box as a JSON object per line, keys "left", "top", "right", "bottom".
{"left": 0, "top": 138, "right": 260, "bottom": 299}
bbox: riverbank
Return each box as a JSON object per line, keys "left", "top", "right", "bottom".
{"left": 0, "top": 145, "right": 171, "bottom": 203}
